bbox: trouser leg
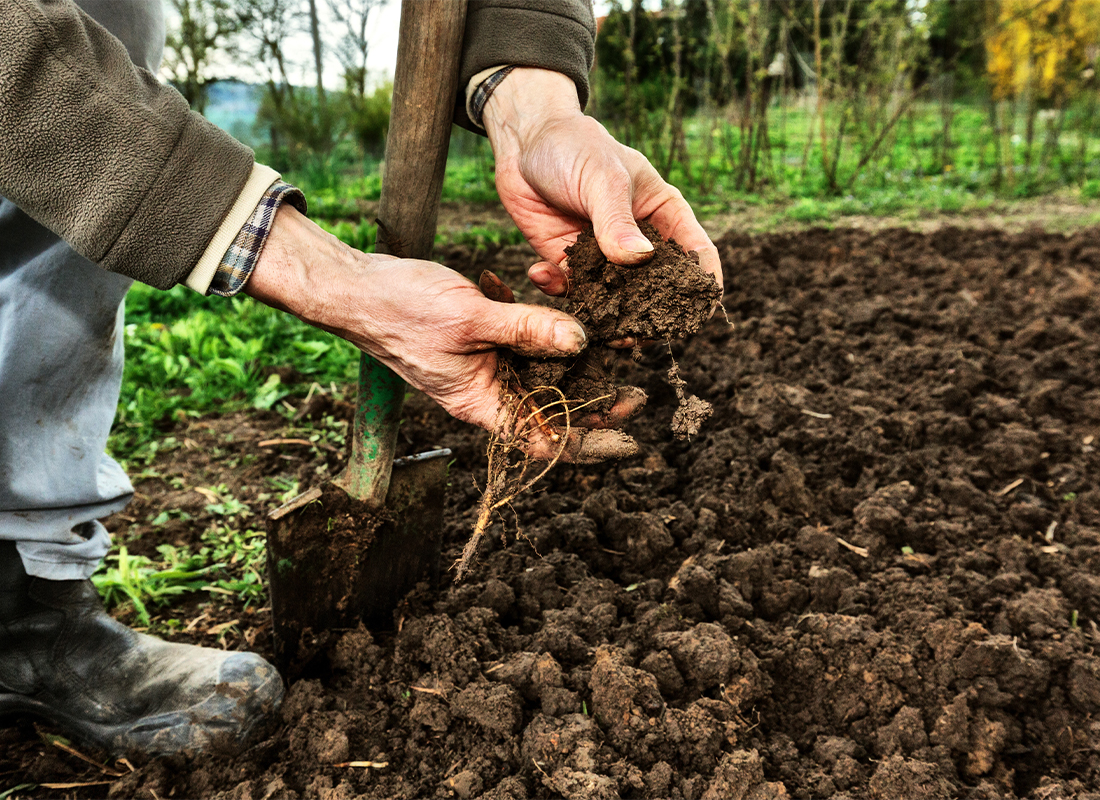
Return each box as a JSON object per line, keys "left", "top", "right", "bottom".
{"left": 0, "top": 0, "right": 164, "bottom": 580}
{"left": 0, "top": 200, "right": 134, "bottom": 579}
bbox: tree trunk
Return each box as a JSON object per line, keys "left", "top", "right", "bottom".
{"left": 308, "top": 0, "right": 326, "bottom": 104}
{"left": 813, "top": 0, "right": 830, "bottom": 187}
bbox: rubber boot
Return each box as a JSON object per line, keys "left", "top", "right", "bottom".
{"left": 0, "top": 542, "right": 283, "bottom": 755}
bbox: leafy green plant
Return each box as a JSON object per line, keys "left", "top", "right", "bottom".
{"left": 200, "top": 525, "right": 269, "bottom": 606}
{"left": 150, "top": 508, "right": 194, "bottom": 527}
{"left": 267, "top": 475, "right": 301, "bottom": 503}
{"left": 92, "top": 545, "right": 216, "bottom": 626}
{"left": 110, "top": 283, "right": 360, "bottom": 469}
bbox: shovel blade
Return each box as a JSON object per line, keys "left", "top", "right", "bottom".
{"left": 266, "top": 449, "right": 450, "bottom": 675}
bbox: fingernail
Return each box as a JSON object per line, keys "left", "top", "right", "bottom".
{"left": 553, "top": 320, "right": 587, "bottom": 353}
{"left": 621, "top": 234, "right": 654, "bottom": 255}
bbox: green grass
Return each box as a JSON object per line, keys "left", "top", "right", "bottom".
{"left": 442, "top": 223, "right": 526, "bottom": 250}
{"left": 598, "top": 99, "right": 1100, "bottom": 226}
{"left": 290, "top": 141, "right": 499, "bottom": 222}
{"left": 277, "top": 98, "right": 1100, "bottom": 234}
{"left": 110, "top": 284, "right": 361, "bottom": 470}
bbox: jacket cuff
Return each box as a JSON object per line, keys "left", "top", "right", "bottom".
{"left": 454, "top": 0, "right": 595, "bottom": 133}
{"left": 101, "top": 111, "right": 255, "bottom": 289}
{"left": 184, "top": 164, "right": 281, "bottom": 294}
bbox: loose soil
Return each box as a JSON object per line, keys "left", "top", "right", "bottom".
{"left": 563, "top": 222, "right": 720, "bottom": 344}
{"left": 5, "top": 225, "right": 1100, "bottom": 799}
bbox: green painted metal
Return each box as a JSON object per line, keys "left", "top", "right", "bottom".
{"left": 333, "top": 352, "right": 406, "bottom": 506}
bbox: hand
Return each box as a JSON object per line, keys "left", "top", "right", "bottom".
{"left": 243, "top": 205, "right": 588, "bottom": 433}
{"left": 477, "top": 270, "right": 648, "bottom": 462}
{"left": 482, "top": 68, "right": 722, "bottom": 312}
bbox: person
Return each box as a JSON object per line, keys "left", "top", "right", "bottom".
{"left": 0, "top": 0, "right": 722, "bottom": 755}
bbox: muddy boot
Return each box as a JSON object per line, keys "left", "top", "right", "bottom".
{"left": 0, "top": 542, "right": 283, "bottom": 755}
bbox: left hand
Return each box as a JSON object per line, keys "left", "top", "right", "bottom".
{"left": 245, "top": 206, "right": 641, "bottom": 463}
{"left": 481, "top": 68, "right": 722, "bottom": 308}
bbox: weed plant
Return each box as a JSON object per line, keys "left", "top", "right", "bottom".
{"left": 111, "top": 285, "right": 360, "bottom": 470}
{"left": 92, "top": 545, "right": 216, "bottom": 626}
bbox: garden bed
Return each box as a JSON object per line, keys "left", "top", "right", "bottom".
{"left": 4, "top": 225, "right": 1100, "bottom": 799}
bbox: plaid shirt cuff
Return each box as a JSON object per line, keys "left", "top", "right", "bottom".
{"left": 208, "top": 180, "right": 307, "bottom": 297}
{"left": 469, "top": 65, "right": 517, "bottom": 129}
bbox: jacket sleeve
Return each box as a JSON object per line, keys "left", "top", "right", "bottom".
{"left": 455, "top": 0, "right": 597, "bottom": 132}
{"left": 0, "top": 0, "right": 254, "bottom": 289}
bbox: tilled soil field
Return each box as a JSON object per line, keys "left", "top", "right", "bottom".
{"left": 5, "top": 225, "right": 1100, "bottom": 799}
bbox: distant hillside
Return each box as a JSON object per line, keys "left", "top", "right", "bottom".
{"left": 201, "top": 81, "right": 263, "bottom": 145}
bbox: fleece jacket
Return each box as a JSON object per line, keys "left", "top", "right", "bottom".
{"left": 0, "top": 0, "right": 595, "bottom": 290}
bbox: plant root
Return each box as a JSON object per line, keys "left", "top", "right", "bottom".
{"left": 452, "top": 385, "right": 613, "bottom": 581}
{"left": 667, "top": 343, "right": 713, "bottom": 440}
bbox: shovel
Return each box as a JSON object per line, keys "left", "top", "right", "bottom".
{"left": 266, "top": 0, "right": 468, "bottom": 675}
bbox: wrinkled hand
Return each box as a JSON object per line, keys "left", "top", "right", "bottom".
{"left": 482, "top": 68, "right": 722, "bottom": 319}
{"left": 244, "top": 205, "right": 587, "bottom": 434}
{"left": 478, "top": 270, "right": 647, "bottom": 462}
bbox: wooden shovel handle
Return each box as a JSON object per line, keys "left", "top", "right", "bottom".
{"left": 342, "top": 0, "right": 468, "bottom": 505}
{"left": 376, "top": 0, "right": 469, "bottom": 260}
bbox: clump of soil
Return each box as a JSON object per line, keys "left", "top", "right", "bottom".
{"left": 668, "top": 361, "right": 713, "bottom": 439}
{"left": 16, "top": 224, "right": 1100, "bottom": 799}
{"left": 498, "top": 220, "right": 722, "bottom": 443}
{"left": 564, "top": 220, "right": 721, "bottom": 343}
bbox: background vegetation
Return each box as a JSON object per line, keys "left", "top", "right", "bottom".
{"left": 139, "top": 0, "right": 1100, "bottom": 438}
{"left": 164, "top": 0, "right": 1100, "bottom": 221}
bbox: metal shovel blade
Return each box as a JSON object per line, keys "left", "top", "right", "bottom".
{"left": 265, "top": 448, "right": 450, "bottom": 675}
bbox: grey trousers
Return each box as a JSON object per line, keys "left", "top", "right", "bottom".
{"left": 0, "top": 0, "right": 165, "bottom": 579}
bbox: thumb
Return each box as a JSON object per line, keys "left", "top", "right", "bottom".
{"left": 588, "top": 170, "right": 654, "bottom": 265}
{"left": 476, "top": 300, "right": 588, "bottom": 357}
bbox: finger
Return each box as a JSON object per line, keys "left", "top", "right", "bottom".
{"left": 479, "top": 270, "right": 516, "bottom": 303}
{"left": 476, "top": 300, "right": 587, "bottom": 357}
{"left": 573, "top": 385, "right": 647, "bottom": 429}
{"left": 619, "top": 149, "right": 724, "bottom": 293}
{"left": 564, "top": 428, "right": 640, "bottom": 464}
{"left": 586, "top": 163, "right": 655, "bottom": 266}
{"left": 520, "top": 425, "right": 640, "bottom": 464}
{"left": 527, "top": 259, "right": 570, "bottom": 297}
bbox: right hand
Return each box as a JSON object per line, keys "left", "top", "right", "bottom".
{"left": 482, "top": 68, "right": 722, "bottom": 305}
{"left": 243, "top": 204, "right": 589, "bottom": 435}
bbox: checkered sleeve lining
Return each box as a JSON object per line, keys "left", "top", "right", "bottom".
{"left": 208, "top": 180, "right": 308, "bottom": 297}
